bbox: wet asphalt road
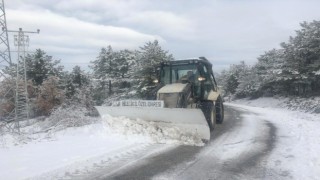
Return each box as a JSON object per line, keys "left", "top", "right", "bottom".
{"left": 101, "top": 105, "right": 277, "bottom": 180}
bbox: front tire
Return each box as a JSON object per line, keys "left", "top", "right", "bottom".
{"left": 216, "top": 97, "right": 224, "bottom": 124}
{"left": 201, "top": 102, "right": 216, "bottom": 131}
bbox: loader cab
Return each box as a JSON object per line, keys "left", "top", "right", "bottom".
{"left": 158, "top": 58, "right": 217, "bottom": 99}
{"left": 160, "top": 64, "right": 199, "bottom": 84}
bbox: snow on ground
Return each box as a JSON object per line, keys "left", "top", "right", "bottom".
{"left": 0, "top": 113, "right": 202, "bottom": 180}
{"left": 226, "top": 100, "right": 320, "bottom": 179}
{"left": 0, "top": 121, "right": 147, "bottom": 180}
{"left": 2, "top": 97, "right": 319, "bottom": 179}
{"left": 232, "top": 96, "right": 320, "bottom": 113}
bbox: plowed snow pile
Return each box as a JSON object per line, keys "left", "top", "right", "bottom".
{"left": 102, "top": 115, "right": 204, "bottom": 146}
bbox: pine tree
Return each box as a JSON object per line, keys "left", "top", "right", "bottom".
{"left": 90, "top": 46, "right": 116, "bottom": 104}
{"left": 113, "top": 50, "right": 130, "bottom": 78}
{"left": 236, "top": 67, "right": 261, "bottom": 98}
{"left": 254, "top": 49, "right": 288, "bottom": 95}
{"left": 126, "top": 50, "right": 139, "bottom": 78}
{"left": 225, "top": 74, "right": 239, "bottom": 95}
{"left": 281, "top": 20, "right": 320, "bottom": 95}
{"left": 219, "top": 20, "right": 320, "bottom": 98}
{"left": 91, "top": 47, "right": 108, "bottom": 80}
{"left": 62, "top": 66, "right": 93, "bottom": 110}
{"left": 24, "top": 49, "right": 64, "bottom": 86}
{"left": 136, "top": 40, "right": 174, "bottom": 97}
{"left": 65, "top": 66, "right": 90, "bottom": 98}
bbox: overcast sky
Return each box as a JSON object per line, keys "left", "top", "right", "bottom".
{"left": 4, "top": 0, "right": 320, "bottom": 72}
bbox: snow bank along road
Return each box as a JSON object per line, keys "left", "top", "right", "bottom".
{"left": 102, "top": 104, "right": 320, "bottom": 180}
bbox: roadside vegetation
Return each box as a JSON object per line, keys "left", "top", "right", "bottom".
{"left": 0, "top": 40, "right": 173, "bottom": 121}
{"left": 218, "top": 20, "right": 320, "bottom": 99}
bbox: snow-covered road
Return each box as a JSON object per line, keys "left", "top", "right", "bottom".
{"left": 1, "top": 102, "right": 319, "bottom": 180}
{"left": 107, "top": 104, "right": 320, "bottom": 180}
{"left": 107, "top": 105, "right": 276, "bottom": 179}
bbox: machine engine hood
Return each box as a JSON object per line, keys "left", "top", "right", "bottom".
{"left": 157, "top": 83, "right": 188, "bottom": 94}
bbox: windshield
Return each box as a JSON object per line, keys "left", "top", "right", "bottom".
{"left": 160, "top": 64, "right": 199, "bottom": 85}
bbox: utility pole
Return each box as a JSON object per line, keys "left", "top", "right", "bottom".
{"left": 6, "top": 28, "right": 40, "bottom": 132}
{"left": 0, "top": 0, "right": 14, "bottom": 122}
{"left": 0, "top": 0, "right": 40, "bottom": 134}
{"left": 0, "top": 0, "right": 11, "bottom": 65}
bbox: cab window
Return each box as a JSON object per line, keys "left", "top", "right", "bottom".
{"left": 160, "top": 64, "right": 198, "bottom": 84}
{"left": 202, "top": 65, "right": 217, "bottom": 96}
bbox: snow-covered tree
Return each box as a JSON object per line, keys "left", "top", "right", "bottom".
{"left": 254, "top": 49, "right": 289, "bottom": 95}
{"left": 24, "top": 49, "right": 64, "bottom": 86}
{"left": 220, "top": 20, "right": 320, "bottom": 98}
{"left": 90, "top": 46, "right": 114, "bottom": 103}
{"left": 0, "top": 78, "right": 15, "bottom": 118}
{"left": 63, "top": 66, "right": 94, "bottom": 110}
{"left": 236, "top": 67, "right": 262, "bottom": 98}
{"left": 137, "top": 40, "right": 173, "bottom": 79}
{"left": 91, "top": 47, "right": 110, "bottom": 80}
{"left": 126, "top": 50, "right": 140, "bottom": 78}
{"left": 89, "top": 41, "right": 173, "bottom": 102}
{"left": 281, "top": 20, "right": 320, "bottom": 95}
{"left": 0, "top": 77, "right": 37, "bottom": 119}
{"left": 222, "top": 61, "right": 250, "bottom": 97}
{"left": 65, "top": 66, "right": 90, "bottom": 98}
{"left": 218, "top": 61, "right": 262, "bottom": 98}
{"left": 113, "top": 50, "right": 130, "bottom": 78}
{"left": 225, "top": 74, "right": 239, "bottom": 95}
{"left": 35, "top": 76, "right": 64, "bottom": 116}
{"left": 110, "top": 49, "right": 138, "bottom": 94}
{"left": 136, "top": 40, "right": 174, "bottom": 97}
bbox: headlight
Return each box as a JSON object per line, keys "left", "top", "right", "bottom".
{"left": 198, "top": 76, "right": 206, "bottom": 81}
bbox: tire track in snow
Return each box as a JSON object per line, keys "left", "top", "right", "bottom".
{"left": 28, "top": 143, "right": 175, "bottom": 180}
{"left": 83, "top": 143, "right": 176, "bottom": 180}
{"left": 152, "top": 106, "right": 279, "bottom": 180}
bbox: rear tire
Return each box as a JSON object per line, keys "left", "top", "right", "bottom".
{"left": 201, "top": 102, "right": 216, "bottom": 131}
{"left": 216, "top": 97, "right": 224, "bottom": 124}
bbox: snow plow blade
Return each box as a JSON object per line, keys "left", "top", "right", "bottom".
{"left": 95, "top": 106, "right": 210, "bottom": 141}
